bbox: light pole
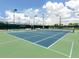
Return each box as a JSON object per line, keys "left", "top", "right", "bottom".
{"left": 42, "top": 14, "right": 45, "bottom": 29}
{"left": 33, "top": 15, "right": 37, "bottom": 29}
{"left": 59, "top": 15, "right": 62, "bottom": 27}
{"left": 55, "top": 14, "right": 62, "bottom": 27}
{"left": 25, "top": 15, "right": 31, "bottom": 29}
{"left": 13, "top": 9, "right": 17, "bottom": 24}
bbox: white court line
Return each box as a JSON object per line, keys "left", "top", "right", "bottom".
{"left": 9, "top": 32, "right": 42, "bottom": 39}
{"left": 69, "top": 41, "right": 74, "bottom": 58}
{"left": 48, "top": 32, "right": 69, "bottom": 48}
{"left": 7, "top": 33, "right": 68, "bottom": 57}
{"left": 35, "top": 32, "right": 63, "bottom": 43}
{"left": 11, "top": 35, "right": 68, "bottom": 57}
{"left": 9, "top": 31, "right": 51, "bottom": 39}
{"left": 26, "top": 41, "right": 68, "bottom": 57}
{"left": 49, "top": 49, "right": 68, "bottom": 57}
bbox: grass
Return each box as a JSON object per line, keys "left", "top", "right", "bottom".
{"left": 0, "top": 30, "right": 79, "bottom": 58}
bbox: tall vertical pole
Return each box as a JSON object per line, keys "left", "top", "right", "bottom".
{"left": 33, "top": 16, "right": 35, "bottom": 30}
{"left": 13, "top": 9, "right": 17, "bottom": 24}
{"left": 33, "top": 15, "right": 37, "bottom": 30}
{"left": 59, "top": 16, "right": 61, "bottom": 26}
{"left": 42, "top": 14, "right": 44, "bottom": 29}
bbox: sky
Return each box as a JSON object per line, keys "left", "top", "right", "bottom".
{"left": 0, "top": 0, "right": 68, "bottom": 16}
{"left": 0, "top": 0, "right": 79, "bottom": 25}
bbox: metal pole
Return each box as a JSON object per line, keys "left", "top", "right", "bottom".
{"left": 13, "top": 9, "right": 17, "bottom": 24}
{"left": 33, "top": 16, "right": 35, "bottom": 30}
{"left": 33, "top": 15, "right": 37, "bottom": 30}
{"left": 59, "top": 16, "right": 61, "bottom": 26}
{"left": 42, "top": 14, "right": 44, "bottom": 29}
{"left": 13, "top": 12, "right": 15, "bottom": 24}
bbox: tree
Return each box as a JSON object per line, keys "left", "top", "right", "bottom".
{"left": 68, "top": 23, "right": 73, "bottom": 26}
{"left": 73, "top": 23, "right": 78, "bottom": 26}
{"left": 68, "top": 23, "right": 79, "bottom": 26}
{"left": 54, "top": 24, "right": 59, "bottom": 27}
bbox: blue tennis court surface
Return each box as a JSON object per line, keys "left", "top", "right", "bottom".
{"left": 9, "top": 30, "right": 69, "bottom": 48}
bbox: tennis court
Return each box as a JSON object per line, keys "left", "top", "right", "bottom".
{"left": 0, "top": 29, "right": 79, "bottom": 58}
{"left": 9, "top": 29, "right": 70, "bottom": 48}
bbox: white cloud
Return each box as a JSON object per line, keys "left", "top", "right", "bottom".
{"left": 2, "top": 0, "right": 79, "bottom": 25}
{"left": 5, "top": 9, "right": 42, "bottom": 25}
{"left": 23, "top": 8, "right": 40, "bottom": 17}
{"left": 5, "top": 10, "right": 26, "bottom": 24}
{"left": 34, "top": 9, "right": 39, "bottom": 13}
{"left": 44, "top": 0, "right": 79, "bottom": 25}
{"left": 43, "top": 1, "right": 72, "bottom": 25}
{"left": 5, "top": 10, "right": 14, "bottom": 20}
{"left": 44, "top": 1, "right": 64, "bottom": 11}
{"left": 59, "top": 7, "right": 71, "bottom": 18}
{"left": 66, "top": 0, "right": 79, "bottom": 10}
